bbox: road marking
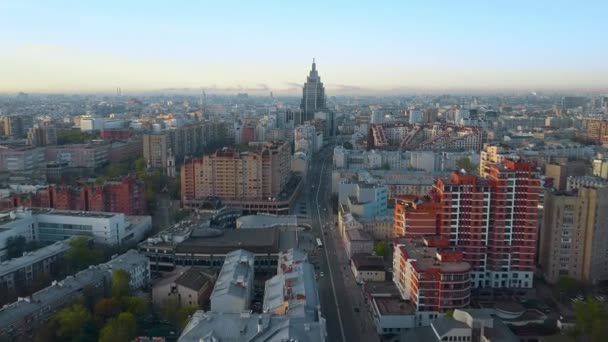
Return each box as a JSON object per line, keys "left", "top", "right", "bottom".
{"left": 316, "top": 160, "right": 347, "bottom": 342}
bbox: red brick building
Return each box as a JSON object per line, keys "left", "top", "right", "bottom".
{"left": 394, "top": 159, "right": 540, "bottom": 289}
{"left": 100, "top": 129, "right": 132, "bottom": 141}
{"left": 2, "top": 177, "right": 147, "bottom": 215}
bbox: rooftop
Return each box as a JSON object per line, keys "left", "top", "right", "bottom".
{"left": 263, "top": 261, "right": 318, "bottom": 319}
{"left": 176, "top": 228, "right": 282, "bottom": 255}
{"left": 178, "top": 311, "right": 325, "bottom": 342}
{"left": 373, "top": 297, "right": 416, "bottom": 316}
{"left": 236, "top": 214, "right": 298, "bottom": 229}
{"left": 210, "top": 249, "right": 254, "bottom": 304}
{"left": 346, "top": 228, "right": 373, "bottom": 242}
{"left": 398, "top": 238, "right": 471, "bottom": 274}
{"left": 0, "top": 239, "right": 73, "bottom": 277}
{"left": 351, "top": 253, "right": 385, "bottom": 271}
{"left": 34, "top": 208, "right": 120, "bottom": 219}
{"left": 174, "top": 267, "right": 216, "bottom": 292}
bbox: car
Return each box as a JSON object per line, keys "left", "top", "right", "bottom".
{"left": 320, "top": 272, "right": 324, "bottom": 277}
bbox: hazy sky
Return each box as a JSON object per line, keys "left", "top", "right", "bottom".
{"left": 1, "top": 0, "right": 608, "bottom": 94}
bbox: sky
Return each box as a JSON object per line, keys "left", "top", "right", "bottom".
{"left": 1, "top": 0, "right": 608, "bottom": 94}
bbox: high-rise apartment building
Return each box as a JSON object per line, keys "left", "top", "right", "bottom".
{"left": 394, "top": 159, "right": 541, "bottom": 289}
{"left": 181, "top": 141, "right": 293, "bottom": 212}
{"left": 27, "top": 124, "right": 57, "bottom": 146}
{"left": 300, "top": 59, "right": 327, "bottom": 124}
{"left": 2, "top": 115, "right": 33, "bottom": 139}
{"left": 143, "top": 132, "right": 172, "bottom": 169}
{"left": 540, "top": 186, "right": 608, "bottom": 285}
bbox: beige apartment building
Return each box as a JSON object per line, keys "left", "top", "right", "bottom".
{"left": 540, "top": 186, "right": 608, "bottom": 284}
{"left": 181, "top": 141, "right": 295, "bottom": 213}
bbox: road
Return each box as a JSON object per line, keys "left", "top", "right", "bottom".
{"left": 306, "top": 143, "right": 379, "bottom": 342}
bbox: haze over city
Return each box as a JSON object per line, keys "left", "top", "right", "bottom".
{"left": 2, "top": 0, "right": 608, "bottom": 94}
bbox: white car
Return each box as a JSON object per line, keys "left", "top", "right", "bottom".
{"left": 320, "top": 272, "right": 325, "bottom": 277}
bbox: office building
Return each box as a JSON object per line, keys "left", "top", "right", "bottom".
{"left": 209, "top": 249, "right": 254, "bottom": 313}
{"left": 394, "top": 159, "right": 541, "bottom": 289}
{"left": 592, "top": 153, "right": 608, "bottom": 179}
{"left": 0, "top": 146, "right": 45, "bottom": 174}
{"left": 540, "top": 186, "right": 608, "bottom": 285}
{"left": 36, "top": 210, "right": 127, "bottom": 245}
{"left": 46, "top": 143, "right": 109, "bottom": 169}
{"left": 393, "top": 237, "right": 471, "bottom": 312}
{"left": 300, "top": 59, "right": 327, "bottom": 124}
{"left": 0, "top": 209, "right": 37, "bottom": 260}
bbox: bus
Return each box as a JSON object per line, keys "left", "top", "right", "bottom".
{"left": 316, "top": 238, "right": 323, "bottom": 249}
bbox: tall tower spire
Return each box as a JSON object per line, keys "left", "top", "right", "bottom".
{"left": 312, "top": 58, "right": 316, "bottom": 71}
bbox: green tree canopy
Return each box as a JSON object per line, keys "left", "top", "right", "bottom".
{"left": 571, "top": 298, "right": 608, "bottom": 342}
{"left": 5, "top": 235, "right": 26, "bottom": 259}
{"left": 159, "top": 299, "right": 198, "bottom": 329}
{"left": 456, "top": 157, "right": 478, "bottom": 174}
{"left": 99, "top": 312, "right": 137, "bottom": 342}
{"left": 342, "top": 141, "right": 353, "bottom": 149}
{"left": 53, "top": 304, "right": 93, "bottom": 340}
{"left": 112, "top": 269, "right": 131, "bottom": 298}
{"left": 64, "top": 237, "right": 104, "bottom": 272}
{"left": 94, "top": 298, "right": 121, "bottom": 322}
{"left": 373, "top": 241, "right": 388, "bottom": 258}
{"left": 124, "top": 296, "right": 149, "bottom": 318}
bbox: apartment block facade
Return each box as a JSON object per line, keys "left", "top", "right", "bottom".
{"left": 393, "top": 237, "right": 471, "bottom": 312}
{"left": 181, "top": 141, "right": 291, "bottom": 205}
{"left": 540, "top": 186, "right": 608, "bottom": 284}
{"left": 394, "top": 159, "right": 540, "bottom": 289}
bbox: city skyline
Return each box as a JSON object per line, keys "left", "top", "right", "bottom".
{"left": 1, "top": 1, "right": 608, "bottom": 93}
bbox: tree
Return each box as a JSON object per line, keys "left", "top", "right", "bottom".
{"left": 53, "top": 304, "right": 93, "bottom": 340}
{"left": 112, "top": 269, "right": 131, "bottom": 298}
{"left": 342, "top": 141, "right": 353, "bottom": 149}
{"left": 381, "top": 162, "right": 390, "bottom": 170}
{"left": 373, "top": 241, "right": 388, "bottom": 257}
{"left": 159, "top": 299, "right": 198, "bottom": 329}
{"left": 456, "top": 157, "right": 477, "bottom": 174}
{"left": 571, "top": 298, "right": 608, "bottom": 342}
{"left": 5, "top": 235, "right": 26, "bottom": 259}
{"left": 557, "top": 276, "right": 586, "bottom": 296}
{"left": 124, "top": 296, "right": 149, "bottom": 318}
{"left": 64, "top": 237, "right": 104, "bottom": 272}
{"left": 94, "top": 298, "right": 121, "bottom": 322}
{"left": 99, "top": 312, "right": 137, "bottom": 342}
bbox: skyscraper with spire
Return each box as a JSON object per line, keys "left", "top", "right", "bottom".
{"left": 300, "top": 58, "right": 327, "bottom": 123}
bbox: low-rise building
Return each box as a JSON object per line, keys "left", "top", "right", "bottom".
{"left": 152, "top": 267, "right": 216, "bottom": 308}
{"left": 0, "top": 238, "right": 72, "bottom": 291}
{"left": 344, "top": 228, "right": 373, "bottom": 258}
{"left": 178, "top": 311, "right": 326, "bottom": 342}
{"left": 0, "top": 249, "right": 149, "bottom": 339}
{"left": 400, "top": 308, "right": 519, "bottom": 342}
{"left": 264, "top": 249, "right": 319, "bottom": 319}
{"left": 350, "top": 253, "right": 385, "bottom": 283}
{"left": 209, "top": 249, "right": 254, "bottom": 313}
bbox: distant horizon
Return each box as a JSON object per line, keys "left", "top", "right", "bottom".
{"left": 2, "top": 1, "right": 608, "bottom": 93}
